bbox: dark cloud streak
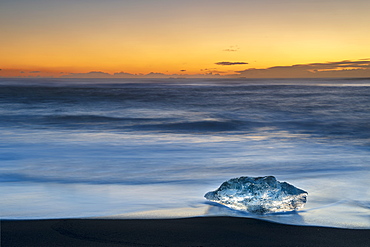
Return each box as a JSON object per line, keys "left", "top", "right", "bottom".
{"left": 215, "top": 61, "right": 248, "bottom": 66}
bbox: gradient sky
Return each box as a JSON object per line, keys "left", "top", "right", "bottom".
{"left": 1, "top": 0, "right": 370, "bottom": 78}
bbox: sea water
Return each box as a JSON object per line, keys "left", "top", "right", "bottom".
{"left": 0, "top": 78, "right": 369, "bottom": 228}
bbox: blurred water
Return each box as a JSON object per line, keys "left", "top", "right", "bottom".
{"left": 0, "top": 78, "right": 369, "bottom": 228}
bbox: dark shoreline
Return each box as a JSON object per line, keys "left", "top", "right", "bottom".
{"left": 2, "top": 216, "right": 370, "bottom": 247}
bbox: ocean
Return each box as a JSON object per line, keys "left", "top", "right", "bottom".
{"left": 1, "top": 78, "right": 369, "bottom": 228}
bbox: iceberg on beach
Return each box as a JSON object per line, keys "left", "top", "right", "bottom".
{"left": 205, "top": 176, "right": 307, "bottom": 214}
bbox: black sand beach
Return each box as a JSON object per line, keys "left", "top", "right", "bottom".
{"left": 2, "top": 217, "right": 370, "bottom": 247}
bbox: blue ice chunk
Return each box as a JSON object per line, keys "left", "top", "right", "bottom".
{"left": 205, "top": 176, "right": 308, "bottom": 214}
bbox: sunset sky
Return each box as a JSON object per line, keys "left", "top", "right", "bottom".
{"left": 1, "top": 0, "right": 370, "bottom": 78}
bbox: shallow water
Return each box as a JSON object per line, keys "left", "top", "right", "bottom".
{"left": 1, "top": 78, "right": 369, "bottom": 228}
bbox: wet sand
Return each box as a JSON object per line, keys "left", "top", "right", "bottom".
{"left": 2, "top": 216, "right": 370, "bottom": 247}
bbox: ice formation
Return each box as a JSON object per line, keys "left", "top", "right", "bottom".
{"left": 204, "top": 176, "right": 307, "bottom": 214}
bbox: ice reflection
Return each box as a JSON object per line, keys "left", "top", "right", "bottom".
{"left": 204, "top": 203, "right": 306, "bottom": 226}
